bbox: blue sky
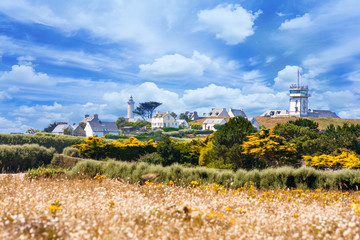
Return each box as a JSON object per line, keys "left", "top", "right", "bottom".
{"left": 0, "top": 0, "right": 359, "bottom": 132}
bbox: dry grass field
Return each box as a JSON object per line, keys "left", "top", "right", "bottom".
{"left": 1, "top": 175, "right": 360, "bottom": 239}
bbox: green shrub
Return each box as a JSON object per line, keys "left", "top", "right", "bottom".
{"left": 138, "top": 153, "right": 163, "bottom": 165}
{"left": 51, "top": 154, "right": 84, "bottom": 169}
{"left": 67, "top": 160, "right": 360, "bottom": 190}
{"left": 0, "top": 144, "right": 55, "bottom": 172}
{"left": 0, "top": 133, "right": 86, "bottom": 153}
{"left": 26, "top": 166, "right": 67, "bottom": 179}
{"left": 163, "top": 127, "right": 179, "bottom": 132}
{"left": 62, "top": 147, "right": 81, "bottom": 158}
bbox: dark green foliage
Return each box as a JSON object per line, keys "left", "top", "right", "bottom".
{"left": 133, "top": 101, "right": 162, "bottom": 120}
{"left": 43, "top": 121, "right": 57, "bottom": 132}
{"left": 79, "top": 122, "right": 86, "bottom": 129}
{"left": 156, "top": 136, "right": 181, "bottom": 166}
{"left": 115, "top": 117, "right": 128, "bottom": 129}
{"left": 51, "top": 154, "right": 84, "bottom": 169}
{"left": 138, "top": 153, "right": 164, "bottom": 165}
{"left": 191, "top": 124, "right": 202, "bottom": 130}
{"left": 162, "top": 127, "right": 179, "bottom": 132}
{"left": 194, "top": 130, "right": 214, "bottom": 135}
{"left": 0, "top": 133, "right": 86, "bottom": 153}
{"left": 213, "top": 116, "right": 255, "bottom": 169}
{"left": 325, "top": 123, "right": 360, "bottom": 154}
{"left": 213, "top": 124, "right": 221, "bottom": 130}
{"left": 0, "top": 144, "right": 55, "bottom": 172}
{"left": 63, "top": 126, "right": 73, "bottom": 135}
{"left": 68, "top": 160, "right": 360, "bottom": 190}
{"left": 288, "top": 118, "right": 319, "bottom": 131}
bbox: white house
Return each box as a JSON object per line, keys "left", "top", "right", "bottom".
{"left": 151, "top": 111, "right": 178, "bottom": 128}
{"left": 176, "top": 119, "right": 189, "bottom": 128}
{"left": 202, "top": 118, "right": 226, "bottom": 131}
{"left": 261, "top": 110, "right": 289, "bottom": 117}
{"left": 84, "top": 114, "right": 119, "bottom": 137}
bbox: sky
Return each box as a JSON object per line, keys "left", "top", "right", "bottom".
{"left": 0, "top": 0, "right": 359, "bottom": 133}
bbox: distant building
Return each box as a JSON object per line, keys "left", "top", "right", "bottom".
{"left": 52, "top": 123, "right": 85, "bottom": 136}
{"left": 151, "top": 111, "right": 179, "bottom": 128}
{"left": 261, "top": 110, "right": 289, "bottom": 117}
{"left": 308, "top": 110, "right": 340, "bottom": 118}
{"left": 228, "top": 108, "right": 247, "bottom": 118}
{"left": 84, "top": 114, "right": 119, "bottom": 137}
{"left": 176, "top": 119, "right": 189, "bottom": 128}
{"left": 202, "top": 118, "right": 226, "bottom": 131}
{"left": 203, "top": 108, "right": 230, "bottom": 118}
{"left": 261, "top": 70, "right": 339, "bottom": 118}
{"left": 180, "top": 111, "right": 201, "bottom": 120}
{"left": 126, "top": 96, "right": 140, "bottom": 122}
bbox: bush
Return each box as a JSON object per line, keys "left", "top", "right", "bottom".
{"left": 0, "top": 144, "right": 55, "bottom": 172}
{"left": 191, "top": 124, "right": 202, "bottom": 130}
{"left": 0, "top": 133, "right": 86, "bottom": 153}
{"left": 51, "top": 154, "right": 84, "bottom": 169}
{"left": 68, "top": 160, "right": 360, "bottom": 190}
{"left": 163, "top": 127, "right": 179, "bottom": 132}
{"left": 62, "top": 147, "right": 81, "bottom": 158}
{"left": 26, "top": 166, "right": 67, "bottom": 179}
{"left": 194, "top": 130, "right": 214, "bottom": 135}
{"left": 138, "top": 153, "right": 163, "bottom": 165}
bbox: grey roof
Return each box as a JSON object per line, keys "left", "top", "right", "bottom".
{"left": 203, "top": 118, "right": 226, "bottom": 124}
{"left": 207, "top": 108, "right": 229, "bottom": 117}
{"left": 308, "top": 110, "right": 340, "bottom": 118}
{"left": 153, "top": 112, "right": 170, "bottom": 118}
{"left": 88, "top": 121, "right": 118, "bottom": 132}
{"left": 52, "top": 124, "right": 78, "bottom": 134}
{"left": 229, "top": 108, "right": 247, "bottom": 117}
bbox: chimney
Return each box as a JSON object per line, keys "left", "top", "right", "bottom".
{"left": 93, "top": 114, "right": 98, "bottom": 120}
{"left": 85, "top": 114, "right": 89, "bottom": 118}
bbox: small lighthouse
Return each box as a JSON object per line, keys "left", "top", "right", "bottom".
{"left": 127, "top": 96, "right": 135, "bottom": 119}
{"left": 289, "top": 69, "right": 310, "bottom": 117}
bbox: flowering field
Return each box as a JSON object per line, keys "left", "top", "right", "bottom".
{"left": 1, "top": 175, "right": 360, "bottom": 239}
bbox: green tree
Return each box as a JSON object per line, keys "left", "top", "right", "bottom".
{"left": 156, "top": 136, "right": 181, "bottom": 166}
{"left": 116, "top": 117, "right": 129, "bottom": 129}
{"left": 170, "top": 112, "right": 177, "bottom": 119}
{"left": 288, "top": 118, "right": 319, "bottom": 132}
{"left": 26, "top": 128, "right": 39, "bottom": 134}
{"left": 79, "top": 122, "right": 86, "bottom": 129}
{"left": 179, "top": 114, "right": 189, "bottom": 122}
{"left": 63, "top": 126, "right": 73, "bottom": 135}
{"left": 43, "top": 122, "right": 57, "bottom": 133}
{"left": 212, "top": 116, "right": 255, "bottom": 169}
{"left": 213, "top": 124, "right": 221, "bottom": 130}
{"left": 133, "top": 101, "right": 162, "bottom": 120}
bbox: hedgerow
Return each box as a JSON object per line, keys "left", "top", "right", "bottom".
{"left": 0, "top": 144, "right": 55, "bottom": 172}
{"left": 68, "top": 160, "right": 360, "bottom": 190}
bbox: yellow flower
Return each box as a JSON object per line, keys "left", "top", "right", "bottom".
{"left": 145, "top": 181, "right": 153, "bottom": 185}
{"left": 224, "top": 206, "right": 232, "bottom": 211}
{"left": 95, "top": 174, "right": 106, "bottom": 181}
{"left": 294, "top": 213, "right": 299, "bottom": 218}
{"left": 237, "top": 208, "right": 246, "bottom": 214}
{"left": 229, "top": 218, "right": 236, "bottom": 225}
{"left": 109, "top": 201, "right": 115, "bottom": 207}
{"left": 354, "top": 208, "right": 360, "bottom": 213}
{"left": 190, "top": 181, "right": 198, "bottom": 186}
{"left": 169, "top": 180, "right": 174, "bottom": 185}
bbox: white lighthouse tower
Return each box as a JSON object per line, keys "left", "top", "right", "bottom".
{"left": 127, "top": 96, "right": 135, "bottom": 119}
{"left": 289, "top": 70, "right": 310, "bottom": 117}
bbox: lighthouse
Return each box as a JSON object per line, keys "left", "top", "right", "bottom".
{"left": 127, "top": 96, "right": 135, "bottom": 119}
{"left": 289, "top": 70, "right": 310, "bottom": 117}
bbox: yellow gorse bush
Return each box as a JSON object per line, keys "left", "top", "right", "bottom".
{"left": 72, "top": 136, "right": 157, "bottom": 160}
{"left": 47, "top": 199, "right": 61, "bottom": 215}
{"left": 303, "top": 150, "right": 360, "bottom": 169}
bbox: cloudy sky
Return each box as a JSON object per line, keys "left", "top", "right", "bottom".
{"left": 0, "top": 0, "right": 359, "bottom": 133}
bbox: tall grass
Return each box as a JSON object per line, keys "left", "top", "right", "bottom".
{"left": 68, "top": 159, "right": 360, "bottom": 190}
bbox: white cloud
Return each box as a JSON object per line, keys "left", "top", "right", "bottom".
{"left": 0, "top": 64, "right": 53, "bottom": 86}
{"left": 279, "top": 13, "right": 312, "bottom": 30}
{"left": 197, "top": 4, "right": 262, "bottom": 45}
{"left": 139, "top": 51, "right": 216, "bottom": 78}
{"left": 265, "top": 56, "right": 275, "bottom": 64}
{"left": 274, "top": 65, "right": 301, "bottom": 90}
{"left": 0, "top": 116, "right": 30, "bottom": 133}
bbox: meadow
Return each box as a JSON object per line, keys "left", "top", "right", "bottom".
{"left": 1, "top": 174, "right": 360, "bottom": 239}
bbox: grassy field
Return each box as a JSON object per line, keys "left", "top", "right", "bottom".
{"left": 1, "top": 175, "right": 360, "bottom": 239}
{"left": 255, "top": 116, "right": 360, "bottom": 130}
